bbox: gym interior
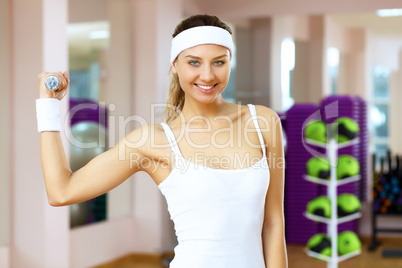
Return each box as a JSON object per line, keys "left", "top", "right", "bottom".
{"left": 1, "top": 0, "right": 402, "bottom": 267}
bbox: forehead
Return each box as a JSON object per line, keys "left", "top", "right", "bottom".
{"left": 180, "top": 44, "right": 230, "bottom": 58}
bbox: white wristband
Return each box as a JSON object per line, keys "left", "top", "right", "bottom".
{"left": 36, "top": 98, "right": 62, "bottom": 133}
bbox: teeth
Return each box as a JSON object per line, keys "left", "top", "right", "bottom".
{"left": 197, "top": 84, "right": 214, "bottom": 90}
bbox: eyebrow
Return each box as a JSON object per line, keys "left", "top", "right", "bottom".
{"left": 184, "top": 54, "right": 229, "bottom": 60}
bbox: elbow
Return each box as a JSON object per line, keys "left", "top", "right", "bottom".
{"left": 45, "top": 175, "right": 71, "bottom": 207}
{"left": 47, "top": 192, "right": 69, "bottom": 207}
{"left": 48, "top": 198, "right": 64, "bottom": 207}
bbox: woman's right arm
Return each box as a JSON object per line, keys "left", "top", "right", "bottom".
{"left": 41, "top": 126, "right": 147, "bottom": 207}
{"left": 38, "top": 71, "right": 147, "bottom": 206}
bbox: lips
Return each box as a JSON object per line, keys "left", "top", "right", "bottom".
{"left": 195, "top": 83, "right": 217, "bottom": 93}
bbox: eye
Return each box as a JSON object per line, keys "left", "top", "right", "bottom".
{"left": 189, "top": 61, "right": 199, "bottom": 66}
{"left": 214, "top": 61, "right": 225, "bottom": 66}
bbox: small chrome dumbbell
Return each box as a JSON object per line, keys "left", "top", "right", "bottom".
{"left": 44, "top": 75, "right": 61, "bottom": 91}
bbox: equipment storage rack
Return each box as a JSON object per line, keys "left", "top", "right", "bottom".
{"left": 304, "top": 138, "right": 362, "bottom": 268}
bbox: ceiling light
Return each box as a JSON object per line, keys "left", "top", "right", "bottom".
{"left": 89, "top": 30, "right": 110, "bottom": 39}
{"left": 376, "top": 9, "right": 402, "bottom": 17}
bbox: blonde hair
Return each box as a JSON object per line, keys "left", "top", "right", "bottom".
{"left": 162, "top": 69, "right": 185, "bottom": 123}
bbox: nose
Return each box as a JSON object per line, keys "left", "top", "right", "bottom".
{"left": 199, "top": 64, "right": 215, "bottom": 82}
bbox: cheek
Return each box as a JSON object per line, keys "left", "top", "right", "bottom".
{"left": 178, "top": 69, "right": 197, "bottom": 84}
{"left": 176, "top": 73, "right": 194, "bottom": 92}
{"left": 216, "top": 67, "right": 231, "bottom": 82}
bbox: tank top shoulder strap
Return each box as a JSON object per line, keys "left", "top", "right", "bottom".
{"left": 247, "top": 104, "right": 267, "bottom": 158}
{"left": 160, "top": 122, "right": 183, "bottom": 159}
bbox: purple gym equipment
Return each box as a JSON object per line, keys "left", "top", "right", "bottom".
{"left": 283, "top": 104, "right": 326, "bottom": 244}
{"left": 283, "top": 96, "right": 368, "bottom": 244}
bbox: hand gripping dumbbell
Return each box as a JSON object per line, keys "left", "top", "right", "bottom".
{"left": 44, "top": 75, "right": 61, "bottom": 91}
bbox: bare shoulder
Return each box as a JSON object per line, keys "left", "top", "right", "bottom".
{"left": 122, "top": 123, "right": 170, "bottom": 160}
{"left": 252, "top": 105, "right": 283, "bottom": 150}
{"left": 253, "top": 104, "right": 282, "bottom": 127}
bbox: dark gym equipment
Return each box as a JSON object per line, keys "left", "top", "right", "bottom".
{"left": 370, "top": 150, "right": 402, "bottom": 257}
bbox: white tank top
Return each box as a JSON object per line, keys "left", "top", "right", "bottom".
{"left": 158, "top": 104, "right": 270, "bottom": 268}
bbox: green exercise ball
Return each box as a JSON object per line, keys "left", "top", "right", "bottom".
{"left": 338, "top": 231, "right": 361, "bottom": 255}
{"left": 307, "top": 233, "right": 332, "bottom": 257}
{"left": 337, "top": 155, "right": 360, "bottom": 180}
{"left": 337, "top": 193, "right": 361, "bottom": 217}
{"left": 330, "top": 117, "right": 359, "bottom": 143}
{"left": 304, "top": 120, "right": 327, "bottom": 143}
{"left": 307, "top": 157, "right": 331, "bottom": 179}
{"left": 307, "top": 196, "right": 331, "bottom": 218}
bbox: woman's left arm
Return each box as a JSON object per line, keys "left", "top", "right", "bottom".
{"left": 258, "top": 105, "right": 288, "bottom": 268}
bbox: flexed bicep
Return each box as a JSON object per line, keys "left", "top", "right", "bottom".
{"left": 52, "top": 124, "right": 151, "bottom": 206}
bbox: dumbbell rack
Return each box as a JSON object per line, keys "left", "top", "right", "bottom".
{"left": 303, "top": 138, "right": 362, "bottom": 268}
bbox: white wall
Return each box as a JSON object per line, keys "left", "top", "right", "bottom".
{"left": 69, "top": 0, "right": 108, "bottom": 23}
{"left": 0, "top": 0, "right": 11, "bottom": 250}
{"left": 367, "top": 32, "right": 402, "bottom": 70}
{"left": 0, "top": 246, "right": 9, "bottom": 268}
{"left": 10, "top": 0, "right": 70, "bottom": 267}
{"left": 270, "top": 15, "right": 325, "bottom": 111}
{"left": 324, "top": 17, "right": 367, "bottom": 98}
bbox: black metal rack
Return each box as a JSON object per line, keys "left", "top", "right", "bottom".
{"left": 369, "top": 151, "right": 402, "bottom": 256}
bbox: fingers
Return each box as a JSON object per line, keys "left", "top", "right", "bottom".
{"left": 62, "top": 71, "right": 70, "bottom": 87}
{"left": 38, "top": 72, "right": 49, "bottom": 80}
{"left": 56, "top": 71, "right": 69, "bottom": 99}
{"left": 63, "top": 71, "right": 69, "bottom": 81}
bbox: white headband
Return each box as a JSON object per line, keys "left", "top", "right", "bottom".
{"left": 170, "top": 26, "right": 234, "bottom": 64}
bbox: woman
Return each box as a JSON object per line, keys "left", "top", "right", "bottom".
{"left": 37, "top": 14, "right": 287, "bottom": 268}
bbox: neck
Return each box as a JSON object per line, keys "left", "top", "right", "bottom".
{"left": 180, "top": 95, "right": 229, "bottom": 123}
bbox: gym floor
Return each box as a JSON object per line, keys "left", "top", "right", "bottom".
{"left": 93, "top": 237, "right": 402, "bottom": 268}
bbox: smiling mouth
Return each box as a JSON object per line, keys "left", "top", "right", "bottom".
{"left": 195, "top": 83, "right": 217, "bottom": 92}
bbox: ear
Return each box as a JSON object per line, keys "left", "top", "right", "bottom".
{"left": 171, "top": 59, "right": 178, "bottom": 74}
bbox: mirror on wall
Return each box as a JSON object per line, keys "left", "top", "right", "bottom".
{"left": 67, "top": 21, "right": 110, "bottom": 228}
{"left": 67, "top": 0, "right": 134, "bottom": 229}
